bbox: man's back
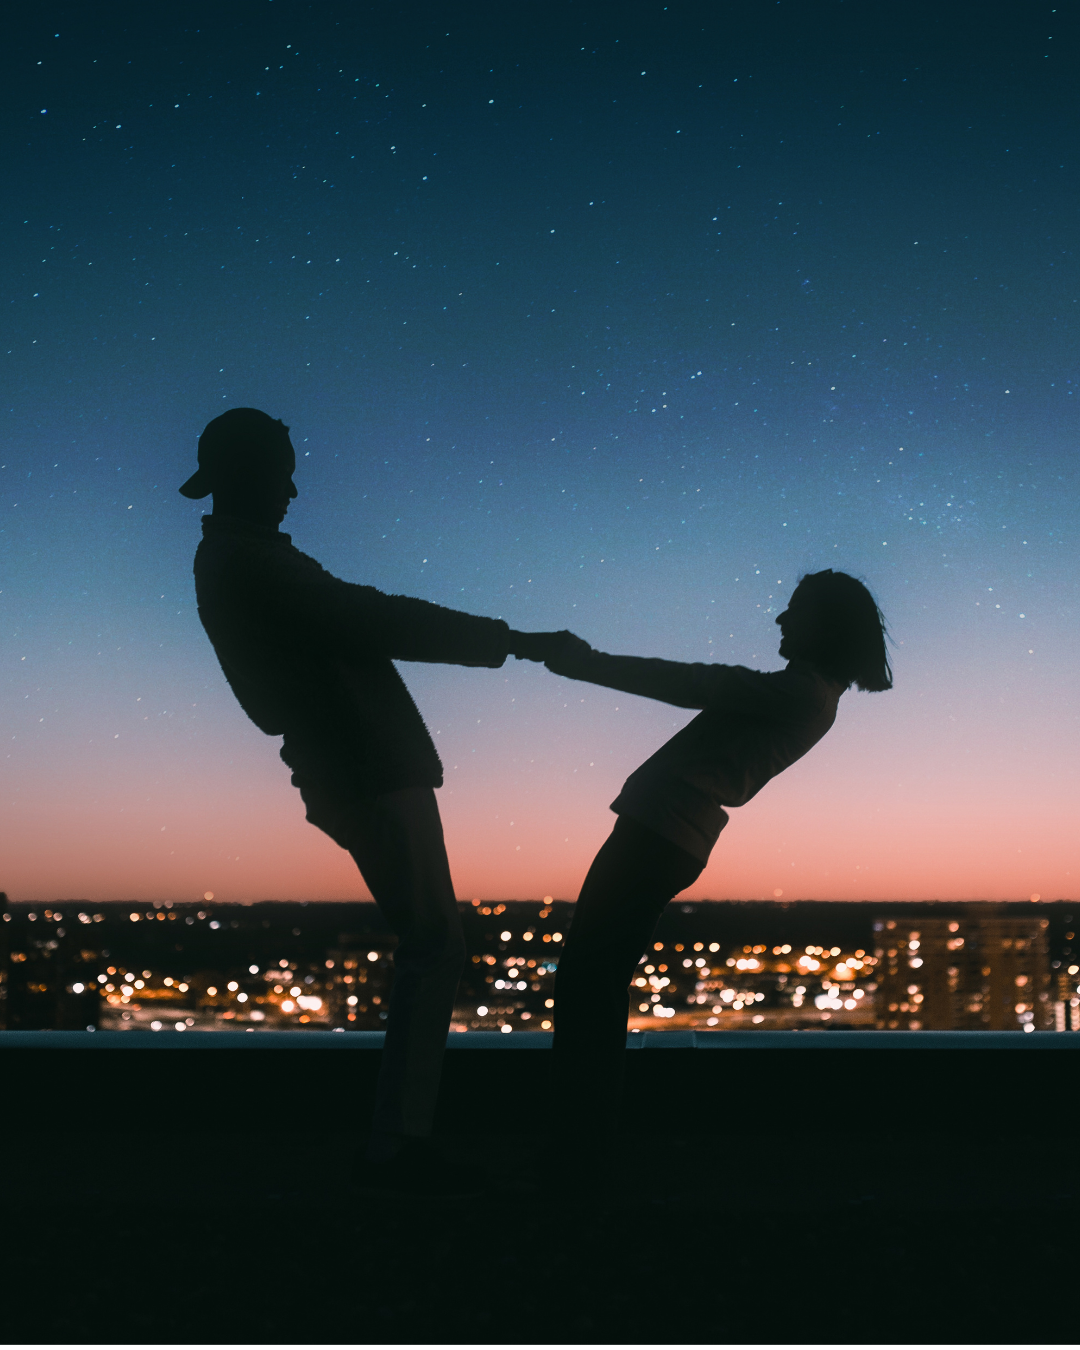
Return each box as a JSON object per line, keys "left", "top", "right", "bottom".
{"left": 194, "top": 512, "right": 509, "bottom": 799}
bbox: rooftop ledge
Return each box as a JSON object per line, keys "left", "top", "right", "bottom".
{"left": 2, "top": 1029, "right": 1078, "bottom": 1050}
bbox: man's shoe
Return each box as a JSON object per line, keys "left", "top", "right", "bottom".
{"left": 355, "top": 1137, "right": 489, "bottom": 1198}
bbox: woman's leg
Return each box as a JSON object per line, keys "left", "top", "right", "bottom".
{"left": 552, "top": 814, "right": 703, "bottom": 1141}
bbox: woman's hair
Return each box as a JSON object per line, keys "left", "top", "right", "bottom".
{"left": 795, "top": 570, "right": 893, "bottom": 692}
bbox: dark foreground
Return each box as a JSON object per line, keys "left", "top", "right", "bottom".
{"left": 4, "top": 1040, "right": 1079, "bottom": 1343}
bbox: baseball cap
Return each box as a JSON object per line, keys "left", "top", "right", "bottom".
{"left": 179, "top": 408, "right": 293, "bottom": 499}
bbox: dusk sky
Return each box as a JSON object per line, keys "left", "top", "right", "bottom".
{"left": 4, "top": 1, "right": 1078, "bottom": 903}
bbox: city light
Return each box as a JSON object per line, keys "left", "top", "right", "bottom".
{"left": 2, "top": 898, "right": 1068, "bottom": 1035}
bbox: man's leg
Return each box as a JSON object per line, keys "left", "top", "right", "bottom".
{"left": 552, "top": 814, "right": 703, "bottom": 1142}
{"left": 340, "top": 787, "right": 465, "bottom": 1157}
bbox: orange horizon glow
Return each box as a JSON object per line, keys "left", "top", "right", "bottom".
{"left": 6, "top": 703, "right": 1073, "bottom": 905}
{"left": 6, "top": 612, "right": 1076, "bottom": 907}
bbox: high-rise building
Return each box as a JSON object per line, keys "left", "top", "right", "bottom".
{"left": 873, "top": 909, "right": 1052, "bottom": 1030}
{"left": 1053, "top": 968, "right": 1080, "bottom": 1032}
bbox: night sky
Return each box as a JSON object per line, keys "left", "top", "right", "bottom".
{"left": 4, "top": 1, "right": 1078, "bottom": 903}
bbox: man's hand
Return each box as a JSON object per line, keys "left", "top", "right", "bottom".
{"left": 508, "top": 629, "right": 586, "bottom": 663}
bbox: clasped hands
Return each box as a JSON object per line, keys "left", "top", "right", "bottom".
{"left": 507, "top": 629, "right": 591, "bottom": 666}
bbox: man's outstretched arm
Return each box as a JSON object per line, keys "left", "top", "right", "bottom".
{"left": 270, "top": 551, "right": 586, "bottom": 671}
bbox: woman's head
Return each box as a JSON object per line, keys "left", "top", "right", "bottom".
{"left": 775, "top": 570, "right": 892, "bottom": 692}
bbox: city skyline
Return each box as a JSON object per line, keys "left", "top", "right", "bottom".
{"left": 3, "top": 3, "right": 1078, "bottom": 902}
{"left": 5, "top": 896, "right": 1077, "bottom": 1035}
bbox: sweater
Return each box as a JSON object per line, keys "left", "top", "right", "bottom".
{"left": 544, "top": 647, "right": 843, "bottom": 864}
{"left": 193, "top": 515, "right": 511, "bottom": 804}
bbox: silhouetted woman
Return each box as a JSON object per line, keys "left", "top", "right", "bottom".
{"left": 541, "top": 569, "right": 892, "bottom": 1173}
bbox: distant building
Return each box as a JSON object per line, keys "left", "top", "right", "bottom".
{"left": 453, "top": 900, "right": 566, "bottom": 1032}
{"left": 625, "top": 936, "right": 879, "bottom": 1030}
{"left": 1053, "top": 969, "right": 1080, "bottom": 1032}
{"left": 872, "top": 910, "right": 1052, "bottom": 1030}
{"left": 3, "top": 904, "right": 100, "bottom": 1030}
{"left": 0, "top": 892, "right": 8, "bottom": 1029}
{"left": 326, "top": 940, "right": 396, "bottom": 1029}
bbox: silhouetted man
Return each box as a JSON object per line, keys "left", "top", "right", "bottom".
{"left": 180, "top": 407, "right": 552, "bottom": 1194}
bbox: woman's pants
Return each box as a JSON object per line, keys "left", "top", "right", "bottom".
{"left": 552, "top": 813, "right": 704, "bottom": 1138}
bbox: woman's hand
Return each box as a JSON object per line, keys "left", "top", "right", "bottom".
{"left": 508, "top": 629, "right": 588, "bottom": 663}
{"left": 542, "top": 631, "right": 594, "bottom": 668}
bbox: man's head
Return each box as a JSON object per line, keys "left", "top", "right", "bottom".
{"left": 179, "top": 408, "right": 298, "bottom": 526}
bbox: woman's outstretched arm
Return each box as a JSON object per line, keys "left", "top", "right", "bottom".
{"left": 543, "top": 635, "right": 736, "bottom": 710}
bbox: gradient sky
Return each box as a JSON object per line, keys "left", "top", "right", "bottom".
{"left": 3, "top": 1, "right": 1078, "bottom": 903}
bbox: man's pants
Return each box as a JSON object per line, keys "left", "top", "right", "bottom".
{"left": 552, "top": 814, "right": 704, "bottom": 1139}
{"left": 336, "top": 788, "right": 465, "bottom": 1140}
